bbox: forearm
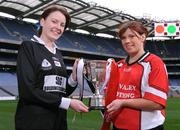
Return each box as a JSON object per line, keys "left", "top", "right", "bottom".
{"left": 107, "top": 98, "right": 163, "bottom": 114}
{"left": 122, "top": 98, "right": 163, "bottom": 111}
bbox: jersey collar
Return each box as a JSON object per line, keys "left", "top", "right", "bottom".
{"left": 31, "top": 35, "right": 58, "bottom": 54}
{"left": 125, "top": 52, "right": 150, "bottom": 65}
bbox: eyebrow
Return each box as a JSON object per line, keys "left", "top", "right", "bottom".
{"left": 131, "top": 29, "right": 141, "bottom": 39}
{"left": 51, "top": 18, "right": 65, "bottom": 23}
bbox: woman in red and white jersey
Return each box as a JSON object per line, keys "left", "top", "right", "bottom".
{"left": 101, "top": 21, "right": 169, "bottom": 130}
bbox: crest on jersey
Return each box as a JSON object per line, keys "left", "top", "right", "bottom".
{"left": 41, "top": 59, "right": 52, "bottom": 70}
{"left": 118, "top": 63, "right": 123, "bottom": 68}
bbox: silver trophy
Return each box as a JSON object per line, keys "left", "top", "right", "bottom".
{"left": 84, "top": 60, "right": 107, "bottom": 110}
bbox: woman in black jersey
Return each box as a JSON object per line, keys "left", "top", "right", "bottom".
{"left": 15, "top": 5, "right": 88, "bottom": 130}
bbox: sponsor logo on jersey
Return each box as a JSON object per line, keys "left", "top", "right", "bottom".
{"left": 118, "top": 63, "right": 123, "bottom": 68}
{"left": 43, "top": 75, "right": 66, "bottom": 93}
{"left": 41, "top": 59, "right": 52, "bottom": 70}
{"left": 52, "top": 57, "right": 61, "bottom": 67}
{"left": 54, "top": 61, "right": 61, "bottom": 67}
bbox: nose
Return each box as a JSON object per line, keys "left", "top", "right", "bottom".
{"left": 122, "top": 37, "right": 130, "bottom": 43}
{"left": 56, "top": 24, "right": 62, "bottom": 30}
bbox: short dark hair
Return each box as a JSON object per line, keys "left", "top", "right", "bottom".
{"left": 38, "top": 5, "right": 71, "bottom": 36}
{"left": 117, "top": 21, "right": 148, "bottom": 39}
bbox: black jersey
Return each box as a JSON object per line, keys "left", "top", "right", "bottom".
{"left": 15, "top": 41, "right": 76, "bottom": 130}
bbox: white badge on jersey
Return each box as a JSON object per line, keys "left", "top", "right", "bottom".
{"left": 42, "top": 59, "right": 52, "bottom": 68}
{"left": 52, "top": 57, "right": 61, "bottom": 67}
{"left": 43, "top": 75, "right": 66, "bottom": 93}
{"left": 54, "top": 61, "right": 61, "bottom": 67}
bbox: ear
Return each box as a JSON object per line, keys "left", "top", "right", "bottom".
{"left": 40, "top": 18, "right": 45, "bottom": 27}
{"left": 141, "top": 34, "right": 146, "bottom": 42}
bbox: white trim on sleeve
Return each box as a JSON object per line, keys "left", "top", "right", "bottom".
{"left": 68, "top": 73, "right": 77, "bottom": 87}
{"left": 59, "top": 97, "right": 71, "bottom": 110}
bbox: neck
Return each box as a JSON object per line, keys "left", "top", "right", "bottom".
{"left": 129, "top": 50, "right": 145, "bottom": 64}
{"left": 40, "top": 35, "right": 54, "bottom": 49}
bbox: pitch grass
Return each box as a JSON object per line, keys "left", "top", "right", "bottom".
{"left": 0, "top": 97, "right": 179, "bottom": 130}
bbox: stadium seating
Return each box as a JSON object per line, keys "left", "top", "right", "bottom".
{"left": 0, "top": 17, "right": 180, "bottom": 98}
{"left": 0, "top": 18, "right": 36, "bottom": 41}
{"left": 0, "top": 71, "right": 18, "bottom": 96}
{"left": 0, "top": 20, "right": 19, "bottom": 41}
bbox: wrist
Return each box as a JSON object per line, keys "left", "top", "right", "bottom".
{"left": 120, "top": 99, "right": 128, "bottom": 108}
{"left": 72, "top": 73, "right": 76, "bottom": 81}
{"left": 68, "top": 74, "right": 77, "bottom": 87}
{"left": 59, "top": 97, "right": 71, "bottom": 110}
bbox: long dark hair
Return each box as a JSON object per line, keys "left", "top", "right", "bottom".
{"left": 38, "top": 5, "right": 71, "bottom": 36}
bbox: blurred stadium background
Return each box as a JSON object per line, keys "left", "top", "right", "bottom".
{"left": 0, "top": 0, "right": 180, "bottom": 130}
{"left": 0, "top": 0, "right": 179, "bottom": 100}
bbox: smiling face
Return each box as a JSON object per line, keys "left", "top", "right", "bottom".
{"left": 121, "top": 28, "right": 145, "bottom": 56}
{"left": 40, "top": 10, "right": 66, "bottom": 42}
{"left": 118, "top": 21, "right": 148, "bottom": 58}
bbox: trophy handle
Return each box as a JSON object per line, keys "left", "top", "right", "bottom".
{"left": 86, "top": 79, "right": 95, "bottom": 94}
{"left": 77, "top": 59, "right": 96, "bottom": 101}
{"left": 84, "top": 61, "right": 96, "bottom": 93}
{"left": 77, "top": 59, "right": 85, "bottom": 101}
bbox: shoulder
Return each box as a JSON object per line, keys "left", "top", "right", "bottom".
{"left": 21, "top": 40, "right": 33, "bottom": 45}
{"left": 146, "top": 53, "right": 164, "bottom": 64}
{"left": 21, "top": 40, "right": 38, "bottom": 47}
{"left": 20, "top": 40, "right": 42, "bottom": 50}
{"left": 144, "top": 53, "right": 166, "bottom": 70}
{"left": 20, "top": 40, "right": 33, "bottom": 49}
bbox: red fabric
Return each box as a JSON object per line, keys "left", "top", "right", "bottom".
{"left": 105, "top": 59, "right": 118, "bottom": 106}
{"left": 101, "top": 59, "right": 118, "bottom": 130}
{"left": 113, "top": 53, "right": 168, "bottom": 129}
{"left": 101, "top": 117, "right": 111, "bottom": 130}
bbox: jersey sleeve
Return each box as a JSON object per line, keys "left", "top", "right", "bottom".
{"left": 17, "top": 41, "right": 61, "bottom": 109}
{"left": 104, "top": 58, "right": 119, "bottom": 106}
{"left": 101, "top": 59, "right": 119, "bottom": 130}
{"left": 143, "top": 56, "right": 169, "bottom": 107}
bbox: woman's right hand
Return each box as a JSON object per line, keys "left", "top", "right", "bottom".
{"left": 70, "top": 99, "right": 89, "bottom": 112}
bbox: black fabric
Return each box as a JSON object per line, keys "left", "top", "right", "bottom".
{"left": 149, "top": 125, "right": 164, "bottom": 130}
{"left": 113, "top": 125, "right": 124, "bottom": 130}
{"left": 15, "top": 41, "right": 76, "bottom": 130}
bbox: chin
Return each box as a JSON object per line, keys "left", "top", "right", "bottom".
{"left": 51, "top": 36, "right": 60, "bottom": 41}
{"left": 127, "top": 51, "right": 136, "bottom": 55}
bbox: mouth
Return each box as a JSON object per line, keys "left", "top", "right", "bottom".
{"left": 126, "top": 44, "right": 133, "bottom": 49}
{"left": 51, "top": 29, "right": 61, "bottom": 35}
{"left": 54, "top": 31, "right": 61, "bottom": 35}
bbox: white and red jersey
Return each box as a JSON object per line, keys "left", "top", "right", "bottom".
{"left": 112, "top": 52, "right": 169, "bottom": 130}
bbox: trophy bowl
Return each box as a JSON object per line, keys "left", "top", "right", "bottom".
{"left": 84, "top": 60, "right": 107, "bottom": 110}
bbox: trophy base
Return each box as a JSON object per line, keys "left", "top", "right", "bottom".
{"left": 89, "top": 106, "right": 106, "bottom": 111}
{"left": 88, "top": 95, "right": 105, "bottom": 111}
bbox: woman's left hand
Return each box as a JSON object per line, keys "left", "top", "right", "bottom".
{"left": 71, "top": 58, "right": 79, "bottom": 81}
